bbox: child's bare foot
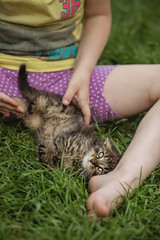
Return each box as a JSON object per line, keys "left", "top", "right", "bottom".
{"left": 87, "top": 169, "right": 140, "bottom": 219}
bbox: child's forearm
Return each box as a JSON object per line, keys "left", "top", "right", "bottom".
{"left": 73, "top": 0, "right": 112, "bottom": 76}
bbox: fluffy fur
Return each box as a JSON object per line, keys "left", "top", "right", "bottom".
{"left": 17, "top": 65, "right": 121, "bottom": 179}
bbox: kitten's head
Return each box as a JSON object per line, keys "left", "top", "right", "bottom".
{"left": 82, "top": 138, "right": 121, "bottom": 179}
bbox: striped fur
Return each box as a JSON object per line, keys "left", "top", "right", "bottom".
{"left": 18, "top": 65, "right": 121, "bottom": 179}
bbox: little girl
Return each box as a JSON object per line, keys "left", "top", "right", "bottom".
{"left": 0, "top": 0, "right": 159, "bottom": 217}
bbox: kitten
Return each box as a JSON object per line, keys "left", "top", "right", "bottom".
{"left": 17, "top": 64, "right": 121, "bottom": 179}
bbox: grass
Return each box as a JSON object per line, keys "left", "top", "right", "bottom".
{"left": 0, "top": 0, "right": 160, "bottom": 239}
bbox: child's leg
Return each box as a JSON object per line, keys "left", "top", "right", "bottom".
{"left": 87, "top": 64, "right": 160, "bottom": 217}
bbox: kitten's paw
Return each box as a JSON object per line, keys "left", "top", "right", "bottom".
{"left": 38, "top": 144, "right": 45, "bottom": 162}
{"left": 27, "top": 101, "right": 35, "bottom": 114}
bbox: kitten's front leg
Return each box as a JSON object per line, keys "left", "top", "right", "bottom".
{"left": 52, "top": 135, "right": 65, "bottom": 152}
{"left": 38, "top": 143, "right": 46, "bottom": 163}
{"left": 27, "top": 101, "right": 36, "bottom": 114}
{"left": 38, "top": 143, "right": 55, "bottom": 166}
{"left": 38, "top": 135, "right": 61, "bottom": 160}
{"left": 38, "top": 142, "right": 62, "bottom": 168}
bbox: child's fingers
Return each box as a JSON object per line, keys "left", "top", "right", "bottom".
{"left": 0, "top": 105, "right": 24, "bottom": 116}
{"left": 62, "top": 81, "right": 78, "bottom": 106}
{"left": 0, "top": 110, "right": 10, "bottom": 117}
{"left": 79, "top": 101, "right": 91, "bottom": 125}
{"left": 72, "top": 98, "right": 91, "bottom": 125}
{"left": 0, "top": 92, "right": 19, "bottom": 107}
{"left": 62, "top": 90, "right": 76, "bottom": 106}
{"left": 0, "top": 103, "right": 24, "bottom": 113}
{"left": 62, "top": 82, "right": 91, "bottom": 124}
{"left": 16, "top": 106, "right": 25, "bottom": 113}
{"left": 0, "top": 92, "right": 24, "bottom": 115}
{"left": 83, "top": 106, "right": 91, "bottom": 126}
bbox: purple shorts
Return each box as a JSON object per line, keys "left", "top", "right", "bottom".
{"left": 0, "top": 65, "right": 122, "bottom": 123}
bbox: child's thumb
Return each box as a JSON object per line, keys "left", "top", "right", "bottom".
{"left": 62, "top": 89, "right": 75, "bottom": 106}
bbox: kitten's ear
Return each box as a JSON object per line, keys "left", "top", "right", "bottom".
{"left": 104, "top": 138, "right": 112, "bottom": 150}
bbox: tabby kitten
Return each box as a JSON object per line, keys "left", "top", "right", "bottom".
{"left": 17, "top": 65, "right": 121, "bottom": 179}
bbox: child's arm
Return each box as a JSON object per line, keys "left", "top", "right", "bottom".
{"left": 62, "top": 0, "right": 111, "bottom": 125}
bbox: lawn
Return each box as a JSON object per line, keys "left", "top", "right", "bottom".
{"left": 0, "top": 0, "right": 160, "bottom": 240}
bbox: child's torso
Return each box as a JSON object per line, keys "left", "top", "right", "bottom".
{"left": 0, "top": 0, "right": 84, "bottom": 71}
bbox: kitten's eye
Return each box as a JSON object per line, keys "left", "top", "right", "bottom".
{"left": 97, "top": 152, "right": 104, "bottom": 159}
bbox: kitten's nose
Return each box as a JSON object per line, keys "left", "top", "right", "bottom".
{"left": 90, "top": 158, "right": 98, "bottom": 166}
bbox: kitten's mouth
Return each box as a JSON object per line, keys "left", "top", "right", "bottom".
{"left": 89, "top": 159, "right": 104, "bottom": 174}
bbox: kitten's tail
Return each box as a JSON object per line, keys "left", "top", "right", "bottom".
{"left": 18, "top": 64, "right": 40, "bottom": 101}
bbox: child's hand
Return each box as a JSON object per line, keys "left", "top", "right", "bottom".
{"left": 62, "top": 75, "right": 91, "bottom": 125}
{"left": 0, "top": 92, "right": 25, "bottom": 117}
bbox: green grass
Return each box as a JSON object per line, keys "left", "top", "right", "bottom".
{"left": 0, "top": 0, "right": 160, "bottom": 239}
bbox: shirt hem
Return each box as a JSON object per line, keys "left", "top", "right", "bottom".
{"left": 0, "top": 53, "right": 75, "bottom": 72}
